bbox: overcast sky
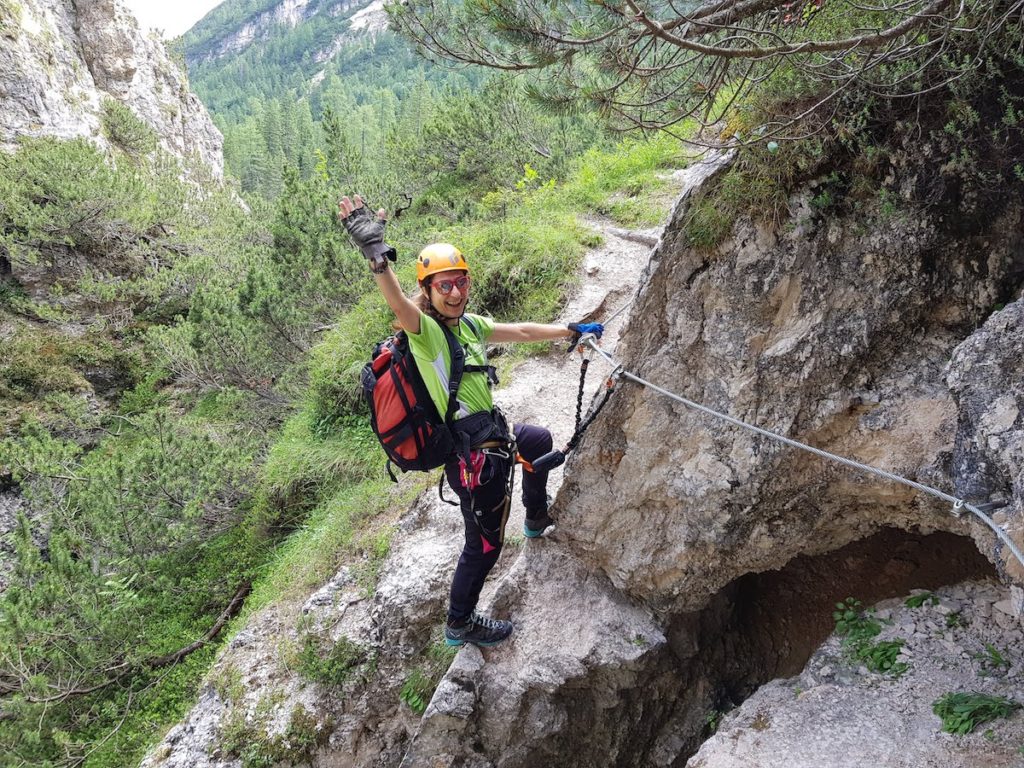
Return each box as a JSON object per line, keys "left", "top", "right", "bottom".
{"left": 121, "top": 0, "right": 225, "bottom": 38}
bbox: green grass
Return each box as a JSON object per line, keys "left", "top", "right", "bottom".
{"left": 258, "top": 410, "right": 381, "bottom": 528}
{"left": 560, "top": 133, "right": 692, "bottom": 225}
{"left": 304, "top": 292, "right": 396, "bottom": 436}
{"left": 243, "top": 475, "right": 422, "bottom": 612}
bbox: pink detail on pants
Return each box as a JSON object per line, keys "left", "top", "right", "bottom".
{"left": 481, "top": 534, "right": 496, "bottom": 554}
{"left": 459, "top": 450, "right": 486, "bottom": 491}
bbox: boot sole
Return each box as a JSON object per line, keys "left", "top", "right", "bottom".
{"left": 445, "top": 637, "right": 510, "bottom": 647}
{"left": 444, "top": 632, "right": 513, "bottom": 647}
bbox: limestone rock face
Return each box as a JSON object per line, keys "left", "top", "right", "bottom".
{"left": 560, "top": 158, "right": 1024, "bottom": 615}
{"left": 0, "top": 0, "right": 222, "bottom": 174}
{"left": 947, "top": 301, "right": 1024, "bottom": 585}
{"left": 401, "top": 548, "right": 684, "bottom": 768}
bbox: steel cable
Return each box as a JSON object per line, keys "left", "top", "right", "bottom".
{"left": 581, "top": 337, "right": 1024, "bottom": 572}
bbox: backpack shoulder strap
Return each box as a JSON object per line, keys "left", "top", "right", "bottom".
{"left": 462, "top": 314, "right": 481, "bottom": 341}
{"left": 459, "top": 315, "right": 499, "bottom": 387}
{"left": 438, "top": 323, "right": 466, "bottom": 424}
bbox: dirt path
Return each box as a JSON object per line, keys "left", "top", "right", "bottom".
{"left": 488, "top": 217, "right": 661, "bottom": 536}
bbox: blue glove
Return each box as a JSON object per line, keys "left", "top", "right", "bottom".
{"left": 568, "top": 322, "right": 604, "bottom": 340}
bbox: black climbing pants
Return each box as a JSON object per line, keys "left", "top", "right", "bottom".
{"left": 445, "top": 422, "right": 553, "bottom": 624}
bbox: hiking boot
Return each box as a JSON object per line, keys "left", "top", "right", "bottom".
{"left": 524, "top": 512, "right": 555, "bottom": 538}
{"left": 445, "top": 612, "right": 514, "bottom": 647}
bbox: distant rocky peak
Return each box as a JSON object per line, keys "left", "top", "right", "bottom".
{"left": 187, "top": 0, "right": 383, "bottom": 64}
{"left": 349, "top": 0, "right": 387, "bottom": 33}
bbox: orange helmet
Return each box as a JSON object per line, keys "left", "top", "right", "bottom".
{"left": 417, "top": 243, "right": 469, "bottom": 283}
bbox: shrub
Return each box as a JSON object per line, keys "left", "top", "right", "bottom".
{"left": 101, "top": 98, "right": 158, "bottom": 158}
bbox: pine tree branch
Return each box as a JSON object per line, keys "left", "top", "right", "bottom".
{"left": 0, "top": 582, "right": 252, "bottom": 716}
{"left": 624, "top": 0, "right": 953, "bottom": 59}
{"left": 148, "top": 581, "right": 251, "bottom": 669}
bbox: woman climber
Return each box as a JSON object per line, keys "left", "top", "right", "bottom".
{"left": 338, "top": 194, "right": 603, "bottom": 648}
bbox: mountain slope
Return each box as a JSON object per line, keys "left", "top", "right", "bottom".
{"left": 182, "top": 0, "right": 408, "bottom": 121}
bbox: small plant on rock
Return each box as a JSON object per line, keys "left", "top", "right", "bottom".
{"left": 833, "top": 598, "right": 880, "bottom": 645}
{"left": 399, "top": 669, "right": 432, "bottom": 714}
{"left": 932, "top": 692, "right": 1020, "bottom": 735}
{"left": 217, "top": 702, "right": 333, "bottom": 768}
{"left": 211, "top": 664, "right": 245, "bottom": 706}
{"left": 833, "top": 597, "right": 907, "bottom": 678}
{"left": 704, "top": 708, "right": 723, "bottom": 735}
{"left": 399, "top": 637, "right": 458, "bottom": 714}
{"left": 905, "top": 592, "right": 939, "bottom": 608}
{"left": 974, "top": 643, "right": 1011, "bottom": 677}
{"left": 945, "top": 612, "right": 966, "bottom": 629}
{"left": 858, "top": 640, "right": 908, "bottom": 678}
{"left": 294, "top": 632, "right": 367, "bottom": 686}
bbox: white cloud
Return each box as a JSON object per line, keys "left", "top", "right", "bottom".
{"left": 120, "top": 0, "right": 225, "bottom": 39}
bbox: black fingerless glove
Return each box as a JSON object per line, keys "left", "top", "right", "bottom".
{"left": 341, "top": 204, "right": 397, "bottom": 272}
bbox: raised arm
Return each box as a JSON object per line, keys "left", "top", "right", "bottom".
{"left": 338, "top": 195, "right": 421, "bottom": 334}
{"left": 371, "top": 259, "right": 421, "bottom": 334}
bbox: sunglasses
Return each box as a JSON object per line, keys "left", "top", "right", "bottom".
{"left": 432, "top": 275, "right": 471, "bottom": 295}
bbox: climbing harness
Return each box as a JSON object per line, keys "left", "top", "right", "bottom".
{"left": 438, "top": 411, "right": 517, "bottom": 518}
{"left": 577, "top": 336, "right": 1024, "bottom": 573}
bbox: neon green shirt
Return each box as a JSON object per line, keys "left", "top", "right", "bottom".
{"left": 406, "top": 312, "right": 495, "bottom": 420}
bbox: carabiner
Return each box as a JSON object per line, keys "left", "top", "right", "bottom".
{"left": 576, "top": 332, "right": 598, "bottom": 360}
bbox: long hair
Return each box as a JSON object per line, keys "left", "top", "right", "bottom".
{"left": 392, "top": 279, "right": 446, "bottom": 330}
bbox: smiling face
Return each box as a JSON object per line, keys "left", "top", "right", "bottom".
{"left": 422, "top": 268, "right": 469, "bottom": 323}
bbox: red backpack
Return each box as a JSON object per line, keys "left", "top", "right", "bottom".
{"left": 361, "top": 317, "right": 489, "bottom": 479}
